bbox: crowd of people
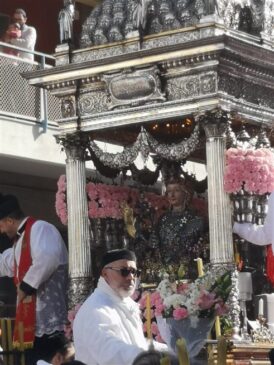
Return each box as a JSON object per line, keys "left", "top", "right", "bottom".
{"left": 0, "top": 192, "right": 173, "bottom": 365}
{"left": 0, "top": 176, "right": 274, "bottom": 364}
{"left": 1, "top": 8, "right": 36, "bottom": 61}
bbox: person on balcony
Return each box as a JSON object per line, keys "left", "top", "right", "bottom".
{"left": 10, "top": 8, "right": 37, "bottom": 61}
{"left": 73, "top": 249, "right": 168, "bottom": 365}
{"left": 0, "top": 193, "right": 68, "bottom": 365}
{"left": 2, "top": 22, "right": 21, "bottom": 57}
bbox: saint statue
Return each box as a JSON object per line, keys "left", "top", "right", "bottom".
{"left": 204, "top": 0, "right": 218, "bottom": 16}
{"left": 58, "top": 0, "right": 75, "bottom": 43}
{"left": 157, "top": 177, "right": 208, "bottom": 280}
{"left": 132, "top": 0, "right": 151, "bottom": 36}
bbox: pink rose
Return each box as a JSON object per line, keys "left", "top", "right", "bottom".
{"left": 151, "top": 322, "right": 160, "bottom": 335}
{"left": 173, "top": 307, "right": 188, "bottom": 320}
{"left": 154, "top": 303, "right": 165, "bottom": 316}
{"left": 215, "top": 302, "right": 228, "bottom": 316}
{"left": 196, "top": 290, "right": 216, "bottom": 310}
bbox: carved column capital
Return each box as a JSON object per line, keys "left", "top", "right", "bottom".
{"left": 196, "top": 108, "right": 229, "bottom": 138}
{"left": 56, "top": 132, "right": 89, "bottom": 161}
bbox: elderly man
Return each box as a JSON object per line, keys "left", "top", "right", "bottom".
{"left": 73, "top": 249, "right": 168, "bottom": 365}
{"left": 0, "top": 193, "right": 68, "bottom": 365}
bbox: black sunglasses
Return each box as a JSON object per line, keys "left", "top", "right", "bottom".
{"left": 105, "top": 267, "right": 141, "bottom": 278}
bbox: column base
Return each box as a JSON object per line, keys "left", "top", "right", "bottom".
{"left": 68, "top": 276, "right": 94, "bottom": 308}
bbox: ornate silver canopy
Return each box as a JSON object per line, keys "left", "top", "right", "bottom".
{"left": 80, "top": 0, "right": 274, "bottom": 47}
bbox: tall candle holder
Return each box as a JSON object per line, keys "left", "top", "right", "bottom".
{"left": 238, "top": 272, "right": 253, "bottom": 342}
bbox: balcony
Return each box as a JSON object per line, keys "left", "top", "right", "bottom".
{"left": 0, "top": 43, "right": 66, "bottom": 179}
{"left": 0, "top": 42, "right": 61, "bottom": 127}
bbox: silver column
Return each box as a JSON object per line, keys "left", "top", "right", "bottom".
{"left": 57, "top": 133, "right": 93, "bottom": 308}
{"left": 202, "top": 110, "right": 234, "bottom": 264}
{"left": 201, "top": 109, "right": 240, "bottom": 339}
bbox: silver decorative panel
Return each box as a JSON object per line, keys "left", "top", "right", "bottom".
{"left": 103, "top": 66, "right": 165, "bottom": 109}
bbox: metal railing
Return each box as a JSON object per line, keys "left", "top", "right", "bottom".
{"left": 0, "top": 42, "right": 62, "bottom": 132}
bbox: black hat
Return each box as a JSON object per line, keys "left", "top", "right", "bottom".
{"left": 0, "top": 194, "right": 20, "bottom": 220}
{"left": 38, "top": 333, "right": 72, "bottom": 362}
{"left": 101, "top": 249, "right": 136, "bottom": 269}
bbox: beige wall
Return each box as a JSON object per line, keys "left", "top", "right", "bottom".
{"left": 0, "top": 170, "right": 66, "bottom": 232}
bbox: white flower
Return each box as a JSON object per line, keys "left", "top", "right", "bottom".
{"left": 157, "top": 279, "right": 175, "bottom": 298}
{"left": 164, "top": 294, "right": 185, "bottom": 309}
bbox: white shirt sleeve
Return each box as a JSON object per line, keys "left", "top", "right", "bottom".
{"left": 10, "top": 27, "right": 37, "bottom": 51}
{"left": 22, "top": 221, "right": 68, "bottom": 289}
{"left": 233, "top": 191, "right": 274, "bottom": 251}
{"left": 0, "top": 248, "right": 14, "bottom": 277}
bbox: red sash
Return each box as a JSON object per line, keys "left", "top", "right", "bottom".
{"left": 266, "top": 245, "right": 274, "bottom": 287}
{"left": 13, "top": 217, "right": 37, "bottom": 349}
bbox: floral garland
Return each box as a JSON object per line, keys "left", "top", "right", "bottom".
{"left": 56, "top": 175, "right": 169, "bottom": 223}
{"left": 224, "top": 148, "right": 274, "bottom": 194}
{"left": 89, "top": 124, "right": 200, "bottom": 168}
{"left": 55, "top": 175, "right": 68, "bottom": 225}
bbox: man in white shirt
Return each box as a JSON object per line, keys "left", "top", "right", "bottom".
{"left": 73, "top": 249, "right": 168, "bottom": 365}
{"left": 10, "top": 8, "right": 37, "bottom": 61}
{"left": 0, "top": 193, "right": 68, "bottom": 365}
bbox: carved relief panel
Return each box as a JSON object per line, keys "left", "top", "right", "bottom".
{"left": 166, "top": 71, "right": 217, "bottom": 101}
{"left": 78, "top": 90, "right": 109, "bottom": 115}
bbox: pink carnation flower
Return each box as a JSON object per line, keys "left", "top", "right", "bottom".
{"left": 173, "top": 307, "right": 188, "bottom": 320}
{"left": 215, "top": 302, "right": 228, "bottom": 316}
{"left": 154, "top": 303, "right": 165, "bottom": 316}
{"left": 196, "top": 290, "right": 216, "bottom": 310}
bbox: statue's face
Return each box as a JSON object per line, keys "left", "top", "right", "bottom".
{"left": 166, "top": 183, "right": 187, "bottom": 209}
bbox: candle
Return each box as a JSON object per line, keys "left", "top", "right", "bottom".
{"left": 196, "top": 258, "right": 204, "bottom": 277}
{"left": 176, "top": 338, "right": 190, "bottom": 365}
{"left": 215, "top": 316, "right": 221, "bottom": 338}
{"left": 146, "top": 292, "right": 152, "bottom": 340}
{"left": 258, "top": 298, "right": 264, "bottom": 317}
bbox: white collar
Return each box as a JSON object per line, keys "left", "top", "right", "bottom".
{"left": 15, "top": 216, "right": 29, "bottom": 240}
{"left": 97, "top": 277, "right": 139, "bottom": 313}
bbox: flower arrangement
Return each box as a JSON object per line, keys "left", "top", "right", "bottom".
{"left": 137, "top": 290, "right": 165, "bottom": 342}
{"left": 56, "top": 175, "right": 169, "bottom": 223}
{"left": 224, "top": 148, "right": 274, "bottom": 194}
{"left": 154, "top": 268, "right": 232, "bottom": 321}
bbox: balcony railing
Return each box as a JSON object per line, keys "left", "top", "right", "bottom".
{"left": 0, "top": 42, "right": 62, "bottom": 132}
